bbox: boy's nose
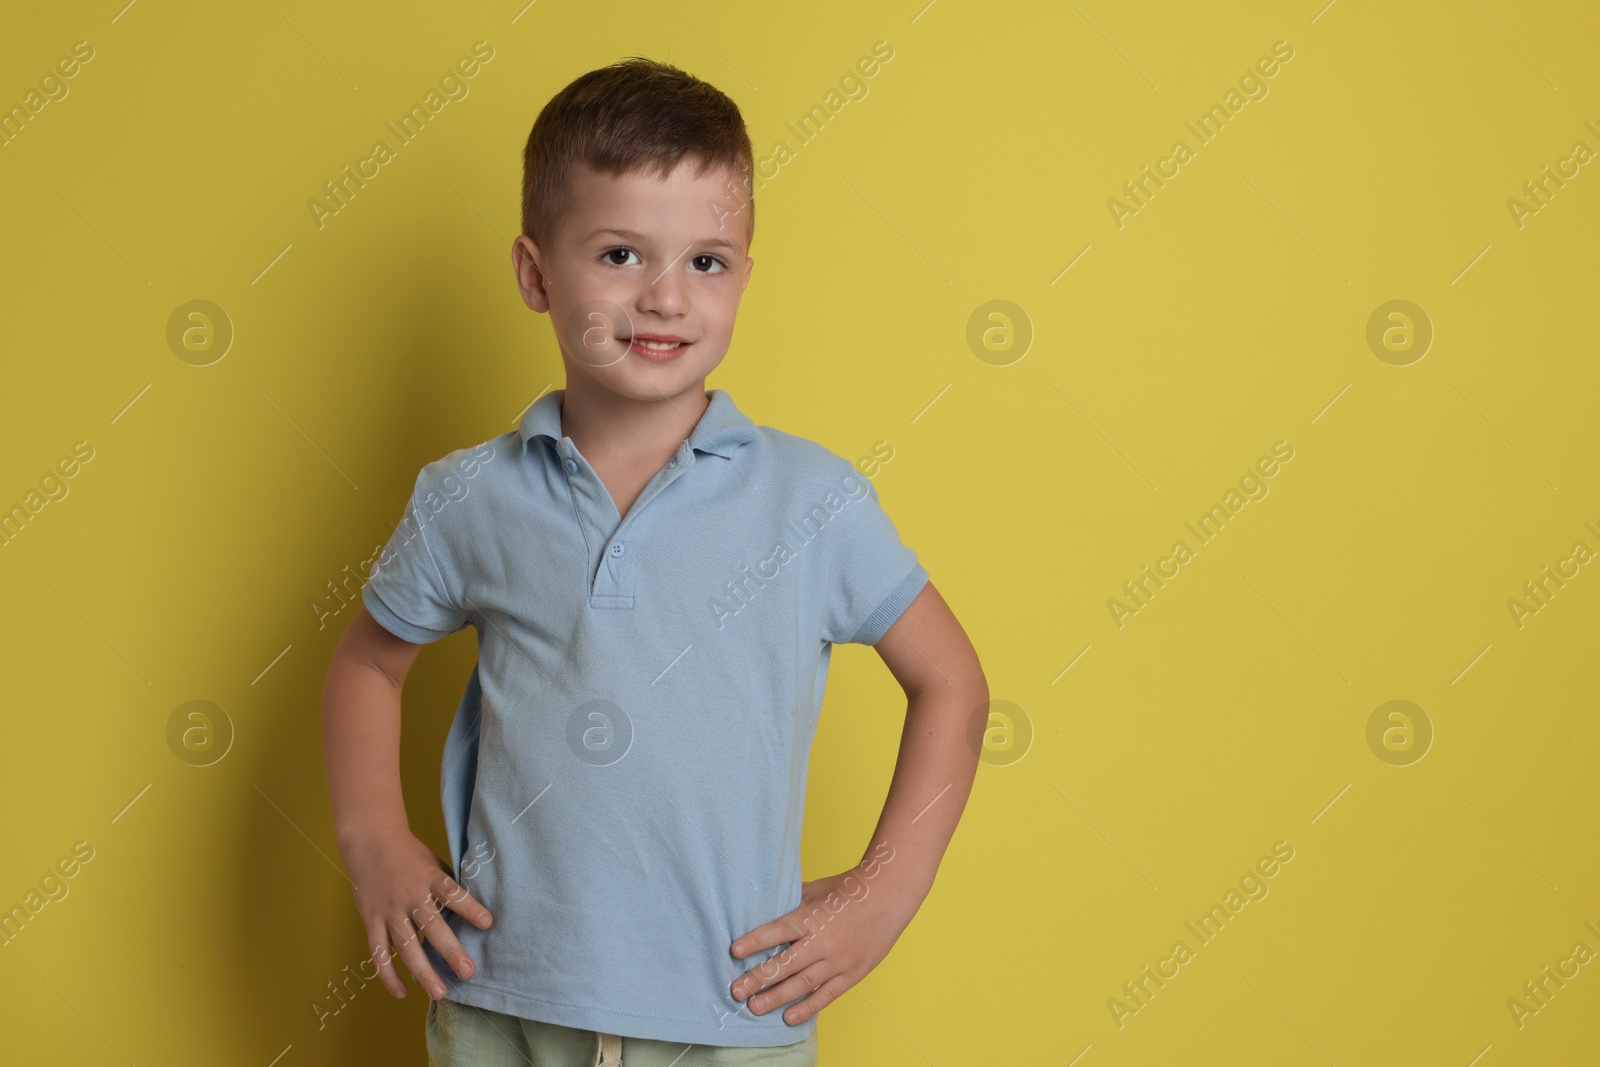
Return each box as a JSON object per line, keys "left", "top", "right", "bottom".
{"left": 636, "top": 264, "right": 689, "bottom": 317}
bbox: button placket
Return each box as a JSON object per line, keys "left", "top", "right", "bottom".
{"left": 556, "top": 441, "right": 619, "bottom": 605}
{"left": 565, "top": 439, "right": 695, "bottom": 608}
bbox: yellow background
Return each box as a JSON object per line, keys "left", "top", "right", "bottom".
{"left": 3, "top": 1, "right": 1597, "bottom": 1063}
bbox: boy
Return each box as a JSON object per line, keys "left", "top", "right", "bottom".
{"left": 321, "top": 56, "right": 986, "bottom": 1067}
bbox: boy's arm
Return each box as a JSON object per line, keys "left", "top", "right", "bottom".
{"left": 729, "top": 580, "right": 985, "bottom": 1025}
{"left": 322, "top": 604, "right": 493, "bottom": 1000}
{"left": 855, "top": 578, "right": 986, "bottom": 909}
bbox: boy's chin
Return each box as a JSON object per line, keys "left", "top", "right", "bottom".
{"left": 563, "top": 357, "right": 724, "bottom": 401}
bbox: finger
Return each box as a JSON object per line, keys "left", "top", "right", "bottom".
{"left": 436, "top": 873, "right": 493, "bottom": 930}
{"left": 773, "top": 971, "right": 852, "bottom": 1025}
{"left": 745, "top": 965, "right": 849, "bottom": 1024}
{"left": 731, "top": 935, "right": 813, "bottom": 1001}
{"left": 362, "top": 917, "right": 407, "bottom": 998}
{"left": 743, "top": 963, "right": 825, "bottom": 1017}
{"left": 416, "top": 893, "right": 475, "bottom": 980}
{"left": 389, "top": 915, "right": 449, "bottom": 1000}
{"left": 731, "top": 913, "right": 808, "bottom": 960}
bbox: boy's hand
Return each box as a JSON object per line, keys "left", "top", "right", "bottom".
{"left": 728, "top": 868, "right": 917, "bottom": 1026}
{"left": 345, "top": 830, "right": 493, "bottom": 1000}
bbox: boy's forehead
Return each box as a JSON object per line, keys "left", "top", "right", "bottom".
{"left": 560, "top": 159, "right": 748, "bottom": 246}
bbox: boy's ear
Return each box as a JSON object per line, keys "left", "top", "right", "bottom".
{"left": 740, "top": 255, "right": 753, "bottom": 294}
{"left": 512, "top": 235, "right": 552, "bottom": 313}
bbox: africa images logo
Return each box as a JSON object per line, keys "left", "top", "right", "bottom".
{"left": 709, "top": 469, "right": 873, "bottom": 630}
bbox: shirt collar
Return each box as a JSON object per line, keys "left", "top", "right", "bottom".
{"left": 517, "top": 387, "right": 756, "bottom": 459}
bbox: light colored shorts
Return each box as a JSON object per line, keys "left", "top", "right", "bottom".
{"left": 425, "top": 996, "right": 820, "bottom": 1067}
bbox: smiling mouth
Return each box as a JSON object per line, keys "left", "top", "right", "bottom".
{"left": 621, "top": 336, "right": 692, "bottom": 361}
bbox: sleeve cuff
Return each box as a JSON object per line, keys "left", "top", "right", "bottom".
{"left": 362, "top": 585, "right": 459, "bottom": 645}
{"left": 849, "top": 563, "right": 929, "bottom": 646}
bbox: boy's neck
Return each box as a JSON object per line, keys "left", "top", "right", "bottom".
{"left": 557, "top": 378, "right": 712, "bottom": 468}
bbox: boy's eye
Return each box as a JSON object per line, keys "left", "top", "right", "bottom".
{"left": 602, "top": 247, "right": 728, "bottom": 273}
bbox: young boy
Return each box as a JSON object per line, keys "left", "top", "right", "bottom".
{"left": 321, "top": 56, "right": 986, "bottom": 1067}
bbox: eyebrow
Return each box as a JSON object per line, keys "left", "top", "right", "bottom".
{"left": 585, "top": 226, "right": 742, "bottom": 255}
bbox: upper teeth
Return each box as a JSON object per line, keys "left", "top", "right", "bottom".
{"left": 635, "top": 340, "right": 680, "bottom": 350}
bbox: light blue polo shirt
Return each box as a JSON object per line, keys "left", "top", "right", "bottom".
{"left": 361, "top": 387, "right": 928, "bottom": 1047}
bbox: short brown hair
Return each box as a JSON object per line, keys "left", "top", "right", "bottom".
{"left": 521, "top": 56, "right": 754, "bottom": 250}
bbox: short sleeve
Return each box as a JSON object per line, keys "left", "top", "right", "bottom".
{"left": 362, "top": 472, "right": 471, "bottom": 644}
{"left": 819, "top": 465, "right": 929, "bottom": 646}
